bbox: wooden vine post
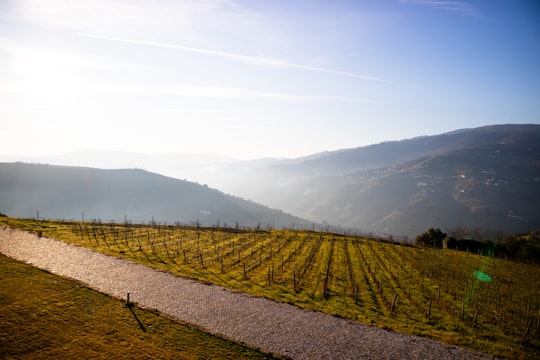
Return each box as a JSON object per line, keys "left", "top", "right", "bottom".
{"left": 391, "top": 294, "right": 398, "bottom": 313}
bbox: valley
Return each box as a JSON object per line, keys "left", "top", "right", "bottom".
{"left": 2, "top": 124, "right": 539, "bottom": 237}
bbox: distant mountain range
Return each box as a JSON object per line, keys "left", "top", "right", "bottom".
{"left": 0, "top": 163, "right": 311, "bottom": 229}
{"left": 1, "top": 124, "right": 539, "bottom": 237}
{"left": 197, "top": 124, "right": 540, "bottom": 237}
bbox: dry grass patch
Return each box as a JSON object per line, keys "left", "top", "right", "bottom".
{"left": 0, "top": 254, "right": 279, "bottom": 360}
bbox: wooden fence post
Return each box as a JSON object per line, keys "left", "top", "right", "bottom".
{"left": 522, "top": 320, "right": 532, "bottom": 341}
{"left": 391, "top": 294, "right": 398, "bottom": 313}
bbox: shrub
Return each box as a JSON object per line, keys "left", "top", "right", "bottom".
{"left": 415, "top": 228, "right": 446, "bottom": 248}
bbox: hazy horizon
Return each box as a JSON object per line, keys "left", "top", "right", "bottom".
{"left": 2, "top": 1, "right": 539, "bottom": 161}
{"left": 0, "top": 123, "right": 538, "bottom": 172}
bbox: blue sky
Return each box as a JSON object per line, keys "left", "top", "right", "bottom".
{"left": 1, "top": 0, "right": 539, "bottom": 160}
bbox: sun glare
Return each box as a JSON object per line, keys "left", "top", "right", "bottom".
{"left": 9, "top": 44, "right": 84, "bottom": 105}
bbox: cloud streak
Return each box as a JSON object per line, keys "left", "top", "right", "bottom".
{"left": 401, "top": 1, "right": 476, "bottom": 15}
{"left": 80, "top": 33, "right": 391, "bottom": 83}
{"left": 158, "top": 85, "right": 383, "bottom": 103}
{"left": 0, "top": 82, "right": 381, "bottom": 104}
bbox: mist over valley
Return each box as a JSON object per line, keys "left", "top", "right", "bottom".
{"left": 3, "top": 124, "right": 539, "bottom": 238}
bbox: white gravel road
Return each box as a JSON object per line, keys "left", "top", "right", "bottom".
{"left": 0, "top": 226, "right": 500, "bottom": 359}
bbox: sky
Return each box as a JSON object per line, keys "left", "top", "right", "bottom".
{"left": 1, "top": 0, "right": 539, "bottom": 161}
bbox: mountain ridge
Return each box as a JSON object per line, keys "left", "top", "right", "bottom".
{"left": 201, "top": 124, "right": 540, "bottom": 237}
{"left": 0, "top": 162, "right": 312, "bottom": 229}
{"left": 1, "top": 124, "right": 538, "bottom": 237}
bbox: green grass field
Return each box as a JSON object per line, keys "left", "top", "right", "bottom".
{"left": 0, "top": 253, "right": 279, "bottom": 359}
{"left": 2, "top": 217, "right": 539, "bottom": 359}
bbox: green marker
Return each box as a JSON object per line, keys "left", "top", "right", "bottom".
{"left": 473, "top": 270, "right": 492, "bottom": 282}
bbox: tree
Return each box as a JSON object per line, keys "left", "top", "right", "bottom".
{"left": 415, "top": 228, "right": 446, "bottom": 249}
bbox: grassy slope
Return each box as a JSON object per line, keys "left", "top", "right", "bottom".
{"left": 0, "top": 254, "right": 278, "bottom": 359}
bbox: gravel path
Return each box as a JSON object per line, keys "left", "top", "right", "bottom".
{"left": 0, "top": 227, "right": 498, "bottom": 359}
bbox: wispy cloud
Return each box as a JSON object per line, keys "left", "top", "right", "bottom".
{"left": 157, "top": 85, "right": 382, "bottom": 103}
{"left": 0, "top": 82, "right": 381, "bottom": 104}
{"left": 0, "top": 36, "right": 109, "bottom": 70}
{"left": 11, "top": 0, "right": 260, "bottom": 42}
{"left": 80, "top": 33, "right": 391, "bottom": 83}
{"left": 400, "top": 1, "right": 476, "bottom": 16}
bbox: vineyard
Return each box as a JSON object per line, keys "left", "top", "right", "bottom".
{"left": 2, "top": 217, "right": 539, "bottom": 359}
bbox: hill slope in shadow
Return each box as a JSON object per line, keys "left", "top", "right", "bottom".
{"left": 0, "top": 163, "right": 311, "bottom": 228}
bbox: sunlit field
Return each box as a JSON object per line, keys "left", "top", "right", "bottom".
{"left": 2, "top": 217, "right": 539, "bottom": 359}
